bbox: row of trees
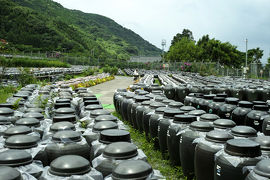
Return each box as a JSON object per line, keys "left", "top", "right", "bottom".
{"left": 165, "top": 29, "right": 264, "bottom": 68}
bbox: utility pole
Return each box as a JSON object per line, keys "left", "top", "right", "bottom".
{"left": 161, "top": 39, "right": 166, "bottom": 63}
{"left": 245, "top": 38, "right": 248, "bottom": 68}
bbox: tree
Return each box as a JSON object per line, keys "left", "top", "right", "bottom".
{"left": 171, "top": 29, "right": 194, "bottom": 45}
{"left": 248, "top": 47, "right": 264, "bottom": 63}
{"left": 166, "top": 37, "right": 200, "bottom": 62}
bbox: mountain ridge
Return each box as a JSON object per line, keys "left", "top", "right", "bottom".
{"left": 0, "top": 0, "right": 161, "bottom": 60}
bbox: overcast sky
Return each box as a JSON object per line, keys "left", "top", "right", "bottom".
{"left": 54, "top": 0, "right": 270, "bottom": 63}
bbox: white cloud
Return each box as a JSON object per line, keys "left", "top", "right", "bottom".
{"left": 54, "top": 0, "right": 270, "bottom": 63}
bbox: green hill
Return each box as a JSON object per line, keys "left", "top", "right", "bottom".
{"left": 0, "top": 0, "right": 161, "bottom": 60}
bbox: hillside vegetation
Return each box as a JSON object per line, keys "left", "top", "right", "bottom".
{"left": 0, "top": 0, "right": 161, "bottom": 60}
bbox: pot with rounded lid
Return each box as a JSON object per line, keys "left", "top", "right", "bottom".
{"left": 203, "top": 85, "right": 216, "bottom": 95}
{"left": 149, "top": 107, "right": 167, "bottom": 148}
{"left": 191, "top": 93, "right": 204, "bottom": 108}
{"left": 188, "top": 110, "right": 206, "bottom": 119}
{"left": 198, "top": 94, "right": 216, "bottom": 111}
{"left": 15, "top": 117, "right": 40, "bottom": 128}
{"left": 200, "top": 114, "right": 220, "bottom": 122}
{"left": 245, "top": 105, "right": 269, "bottom": 131}
{"left": 111, "top": 160, "right": 153, "bottom": 180}
{"left": 214, "top": 139, "right": 262, "bottom": 180}
{"left": 168, "top": 101, "right": 183, "bottom": 109}
{"left": 83, "top": 121, "right": 118, "bottom": 146}
{"left": 80, "top": 104, "right": 103, "bottom": 118}
{"left": 84, "top": 100, "right": 100, "bottom": 106}
{"left": 130, "top": 96, "right": 150, "bottom": 129}
{"left": 207, "top": 97, "right": 225, "bottom": 114}
{"left": 4, "top": 126, "right": 32, "bottom": 138}
{"left": 164, "top": 85, "right": 176, "bottom": 99}
{"left": 0, "top": 116, "right": 12, "bottom": 136}
{"left": 90, "top": 109, "right": 110, "bottom": 119}
{"left": 0, "top": 149, "right": 42, "bottom": 178}
{"left": 85, "top": 104, "right": 103, "bottom": 111}
{"left": 54, "top": 102, "right": 70, "bottom": 109}
{"left": 45, "top": 130, "right": 91, "bottom": 164}
{"left": 217, "top": 97, "right": 239, "bottom": 119}
{"left": 167, "top": 115, "right": 196, "bottom": 165}
{"left": 246, "top": 86, "right": 259, "bottom": 102}
{"left": 120, "top": 93, "right": 135, "bottom": 122}
{"left": 95, "top": 115, "right": 118, "bottom": 123}
{"left": 246, "top": 159, "right": 270, "bottom": 180}
{"left": 230, "top": 126, "right": 257, "bottom": 139}
{"left": 54, "top": 107, "right": 75, "bottom": 116}
{"left": 22, "top": 112, "right": 44, "bottom": 121}
{"left": 135, "top": 100, "right": 153, "bottom": 132}
{"left": 4, "top": 135, "right": 39, "bottom": 149}
{"left": 4, "top": 134, "right": 48, "bottom": 166}
{"left": 40, "top": 155, "right": 102, "bottom": 179}
{"left": 158, "top": 109, "right": 184, "bottom": 155}
{"left": 53, "top": 114, "right": 76, "bottom": 123}
{"left": 195, "top": 130, "right": 233, "bottom": 180}
{"left": 93, "top": 121, "right": 118, "bottom": 133}
{"left": 180, "top": 121, "right": 214, "bottom": 179}
{"left": 83, "top": 96, "right": 97, "bottom": 101}
{"left": 0, "top": 107, "right": 14, "bottom": 118}
{"left": 184, "top": 93, "right": 195, "bottom": 106}
{"left": 25, "top": 108, "right": 44, "bottom": 114}
{"left": 50, "top": 121, "right": 76, "bottom": 133}
{"left": 56, "top": 98, "right": 71, "bottom": 104}
{"left": 162, "top": 99, "right": 174, "bottom": 105}
{"left": 90, "top": 129, "right": 131, "bottom": 161}
{"left": 180, "top": 106, "right": 196, "bottom": 113}
{"left": 213, "top": 119, "right": 236, "bottom": 131}
{"left": 176, "top": 85, "right": 189, "bottom": 103}
{"left": 231, "top": 101, "right": 253, "bottom": 125}
{"left": 254, "top": 135, "right": 270, "bottom": 157}
{"left": 93, "top": 142, "right": 145, "bottom": 177}
{"left": 142, "top": 102, "right": 166, "bottom": 140}
{"left": 262, "top": 116, "right": 270, "bottom": 135}
{"left": 0, "top": 166, "right": 22, "bottom": 180}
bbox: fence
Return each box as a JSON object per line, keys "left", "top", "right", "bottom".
{"left": 1, "top": 52, "right": 268, "bottom": 80}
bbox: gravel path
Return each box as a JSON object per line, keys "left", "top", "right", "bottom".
{"left": 90, "top": 76, "right": 133, "bottom": 111}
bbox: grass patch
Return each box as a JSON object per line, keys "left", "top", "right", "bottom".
{"left": 154, "top": 78, "right": 162, "bottom": 86}
{"left": 95, "top": 94, "right": 103, "bottom": 98}
{"left": 0, "top": 86, "right": 19, "bottom": 103}
{"left": 112, "top": 111, "right": 186, "bottom": 180}
{"left": 0, "top": 57, "right": 70, "bottom": 68}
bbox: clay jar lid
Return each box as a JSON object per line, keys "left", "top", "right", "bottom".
{"left": 99, "top": 129, "right": 131, "bottom": 144}
{"left": 5, "top": 135, "right": 39, "bottom": 149}
{"left": 112, "top": 160, "right": 153, "bottom": 180}
{"left": 52, "top": 130, "right": 82, "bottom": 142}
{"left": 0, "top": 150, "right": 33, "bottom": 167}
{"left": 49, "top": 155, "right": 91, "bottom": 176}
{"left": 103, "top": 142, "right": 138, "bottom": 160}
{"left": 0, "top": 166, "right": 21, "bottom": 180}
{"left": 50, "top": 121, "right": 76, "bottom": 132}
{"left": 225, "top": 139, "right": 261, "bottom": 157}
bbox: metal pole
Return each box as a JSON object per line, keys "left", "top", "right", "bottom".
{"left": 245, "top": 38, "right": 248, "bottom": 68}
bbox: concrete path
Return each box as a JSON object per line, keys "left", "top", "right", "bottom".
{"left": 90, "top": 76, "right": 133, "bottom": 111}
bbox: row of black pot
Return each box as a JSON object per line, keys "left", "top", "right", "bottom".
{"left": 114, "top": 84, "right": 270, "bottom": 180}
{"left": 183, "top": 93, "right": 270, "bottom": 134}
{"left": 0, "top": 83, "right": 164, "bottom": 179}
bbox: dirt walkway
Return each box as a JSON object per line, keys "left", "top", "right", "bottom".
{"left": 90, "top": 76, "right": 133, "bottom": 111}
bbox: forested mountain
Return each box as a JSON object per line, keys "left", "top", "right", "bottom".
{"left": 0, "top": 0, "right": 161, "bottom": 60}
